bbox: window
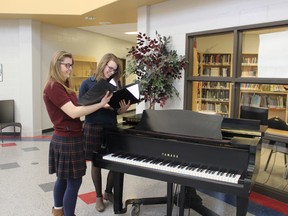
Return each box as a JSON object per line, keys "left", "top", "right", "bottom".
{"left": 185, "top": 20, "right": 288, "bottom": 202}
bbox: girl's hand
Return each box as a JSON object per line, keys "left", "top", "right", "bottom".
{"left": 118, "top": 99, "right": 131, "bottom": 114}
{"left": 103, "top": 103, "right": 114, "bottom": 110}
{"left": 100, "top": 91, "right": 112, "bottom": 107}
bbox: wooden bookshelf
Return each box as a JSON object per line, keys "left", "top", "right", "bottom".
{"left": 192, "top": 81, "right": 231, "bottom": 117}
{"left": 241, "top": 53, "right": 258, "bottom": 77}
{"left": 195, "top": 53, "right": 232, "bottom": 77}
{"left": 71, "top": 55, "right": 97, "bottom": 94}
{"left": 240, "top": 84, "right": 288, "bottom": 122}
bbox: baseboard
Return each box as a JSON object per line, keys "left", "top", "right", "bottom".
{"left": 253, "top": 183, "right": 288, "bottom": 203}
{"left": 0, "top": 132, "right": 21, "bottom": 136}
{"left": 42, "top": 128, "right": 54, "bottom": 134}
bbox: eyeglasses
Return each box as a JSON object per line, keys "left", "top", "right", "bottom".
{"left": 61, "top": 63, "right": 73, "bottom": 69}
{"left": 106, "top": 64, "right": 117, "bottom": 73}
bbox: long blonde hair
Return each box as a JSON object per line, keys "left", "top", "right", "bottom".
{"left": 45, "top": 50, "right": 75, "bottom": 93}
{"left": 95, "top": 53, "right": 122, "bottom": 86}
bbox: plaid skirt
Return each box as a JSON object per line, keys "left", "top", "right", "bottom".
{"left": 83, "top": 124, "right": 104, "bottom": 160}
{"left": 49, "top": 134, "right": 86, "bottom": 179}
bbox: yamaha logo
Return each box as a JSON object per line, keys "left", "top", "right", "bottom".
{"left": 162, "top": 153, "right": 179, "bottom": 158}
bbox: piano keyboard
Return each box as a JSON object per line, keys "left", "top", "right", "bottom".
{"left": 103, "top": 153, "right": 241, "bottom": 184}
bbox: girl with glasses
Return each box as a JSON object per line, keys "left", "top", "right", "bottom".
{"left": 43, "top": 51, "right": 112, "bottom": 216}
{"left": 79, "top": 53, "right": 131, "bottom": 212}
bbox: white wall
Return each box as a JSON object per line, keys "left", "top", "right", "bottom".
{"left": 0, "top": 20, "right": 42, "bottom": 136}
{"left": 41, "top": 24, "right": 135, "bottom": 131}
{"left": 2, "top": 0, "right": 288, "bottom": 134}
{"left": 0, "top": 20, "right": 134, "bottom": 135}
{"left": 136, "top": 0, "right": 288, "bottom": 112}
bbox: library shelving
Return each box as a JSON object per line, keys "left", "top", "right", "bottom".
{"left": 72, "top": 55, "right": 97, "bottom": 94}
{"left": 240, "top": 84, "right": 288, "bottom": 122}
{"left": 192, "top": 81, "right": 231, "bottom": 117}
{"left": 194, "top": 52, "right": 232, "bottom": 77}
{"left": 191, "top": 50, "right": 232, "bottom": 117}
{"left": 241, "top": 53, "right": 258, "bottom": 77}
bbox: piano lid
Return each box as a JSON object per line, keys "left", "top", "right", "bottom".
{"left": 135, "top": 109, "right": 223, "bottom": 140}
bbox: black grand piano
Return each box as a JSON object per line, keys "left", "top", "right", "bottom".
{"left": 93, "top": 109, "right": 262, "bottom": 216}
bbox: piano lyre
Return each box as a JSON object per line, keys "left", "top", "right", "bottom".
{"left": 93, "top": 109, "right": 262, "bottom": 216}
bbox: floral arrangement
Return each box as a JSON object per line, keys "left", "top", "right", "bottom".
{"left": 126, "top": 31, "right": 187, "bottom": 109}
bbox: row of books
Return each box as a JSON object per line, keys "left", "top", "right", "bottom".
{"left": 202, "top": 81, "right": 230, "bottom": 89}
{"left": 202, "top": 67, "right": 230, "bottom": 77}
{"left": 240, "top": 84, "right": 287, "bottom": 92}
{"left": 241, "top": 70, "right": 257, "bottom": 77}
{"left": 242, "top": 56, "right": 258, "bottom": 64}
{"left": 200, "top": 102, "right": 229, "bottom": 114}
{"left": 201, "top": 89, "right": 230, "bottom": 101}
{"left": 241, "top": 93, "right": 286, "bottom": 108}
{"left": 201, "top": 54, "right": 231, "bottom": 65}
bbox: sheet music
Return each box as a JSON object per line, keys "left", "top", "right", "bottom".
{"left": 109, "top": 79, "right": 117, "bottom": 87}
{"left": 127, "top": 83, "right": 140, "bottom": 99}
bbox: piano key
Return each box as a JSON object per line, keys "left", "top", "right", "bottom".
{"left": 103, "top": 153, "right": 241, "bottom": 184}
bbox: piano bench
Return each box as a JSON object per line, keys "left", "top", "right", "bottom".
{"left": 263, "top": 128, "right": 288, "bottom": 179}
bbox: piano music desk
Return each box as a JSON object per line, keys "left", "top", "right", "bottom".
{"left": 263, "top": 128, "right": 288, "bottom": 179}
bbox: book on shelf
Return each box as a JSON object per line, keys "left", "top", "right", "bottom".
{"left": 241, "top": 70, "right": 256, "bottom": 77}
{"left": 210, "top": 67, "right": 220, "bottom": 76}
{"left": 202, "top": 67, "right": 210, "bottom": 76}
{"left": 222, "top": 68, "right": 228, "bottom": 77}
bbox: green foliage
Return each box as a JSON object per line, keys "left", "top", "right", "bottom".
{"left": 126, "top": 32, "right": 187, "bottom": 108}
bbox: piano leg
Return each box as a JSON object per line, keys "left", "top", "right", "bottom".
{"left": 166, "top": 182, "right": 173, "bottom": 216}
{"left": 236, "top": 196, "right": 248, "bottom": 216}
{"left": 178, "top": 185, "right": 186, "bottom": 216}
{"left": 113, "top": 171, "right": 125, "bottom": 214}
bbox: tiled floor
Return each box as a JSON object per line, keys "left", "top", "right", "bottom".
{"left": 0, "top": 136, "right": 287, "bottom": 216}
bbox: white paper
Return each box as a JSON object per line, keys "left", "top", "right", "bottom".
{"left": 109, "top": 78, "right": 117, "bottom": 87}
{"left": 258, "top": 31, "right": 288, "bottom": 78}
{"left": 127, "top": 83, "right": 140, "bottom": 99}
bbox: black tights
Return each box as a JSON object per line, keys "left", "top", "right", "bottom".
{"left": 91, "top": 165, "right": 113, "bottom": 198}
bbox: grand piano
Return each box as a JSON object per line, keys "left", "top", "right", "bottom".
{"left": 93, "top": 109, "right": 262, "bottom": 216}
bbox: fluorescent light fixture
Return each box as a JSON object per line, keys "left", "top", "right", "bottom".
{"left": 84, "top": 16, "right": 96, "bottom": 20}
{"left": 99, "top": 21, "right": 111, "bottom": 25}
{"left": 125, "top": 32, "right": 138, "bottom": 35}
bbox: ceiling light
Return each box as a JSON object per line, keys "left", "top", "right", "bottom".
{"left": 99, "top": 21, "right": 112, "bottom": 25}
{"left": 125, "top": 32, "right": 138, "bottom": 35}
{"left": 84, "top": 16, "right": 96, "bottom": 20}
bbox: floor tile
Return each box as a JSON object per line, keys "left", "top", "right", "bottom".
{"left": 1, "top": 142, "right": 17, "bottom": 147}
{"left": 78, "top": 191, "right": 96, "bottom": 204}
{"left": 39, "top": 182, "right": 55, "bottom": 192}
{"left": 22, "top": 147, "right": 39, "bottom": 152}
{"left": 0, "top": 162, "right": 20, "bottom": 169}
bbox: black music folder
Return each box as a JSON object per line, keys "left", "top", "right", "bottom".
{"left": 108, "top": 83, "right": 140, "bottom": 109}
{"left": 78, "top": 79, "right": 116, "bottom": 106}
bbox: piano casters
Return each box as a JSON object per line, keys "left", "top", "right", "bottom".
{"left": 123, "top": 197, "right": 168, "bottom": 216}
